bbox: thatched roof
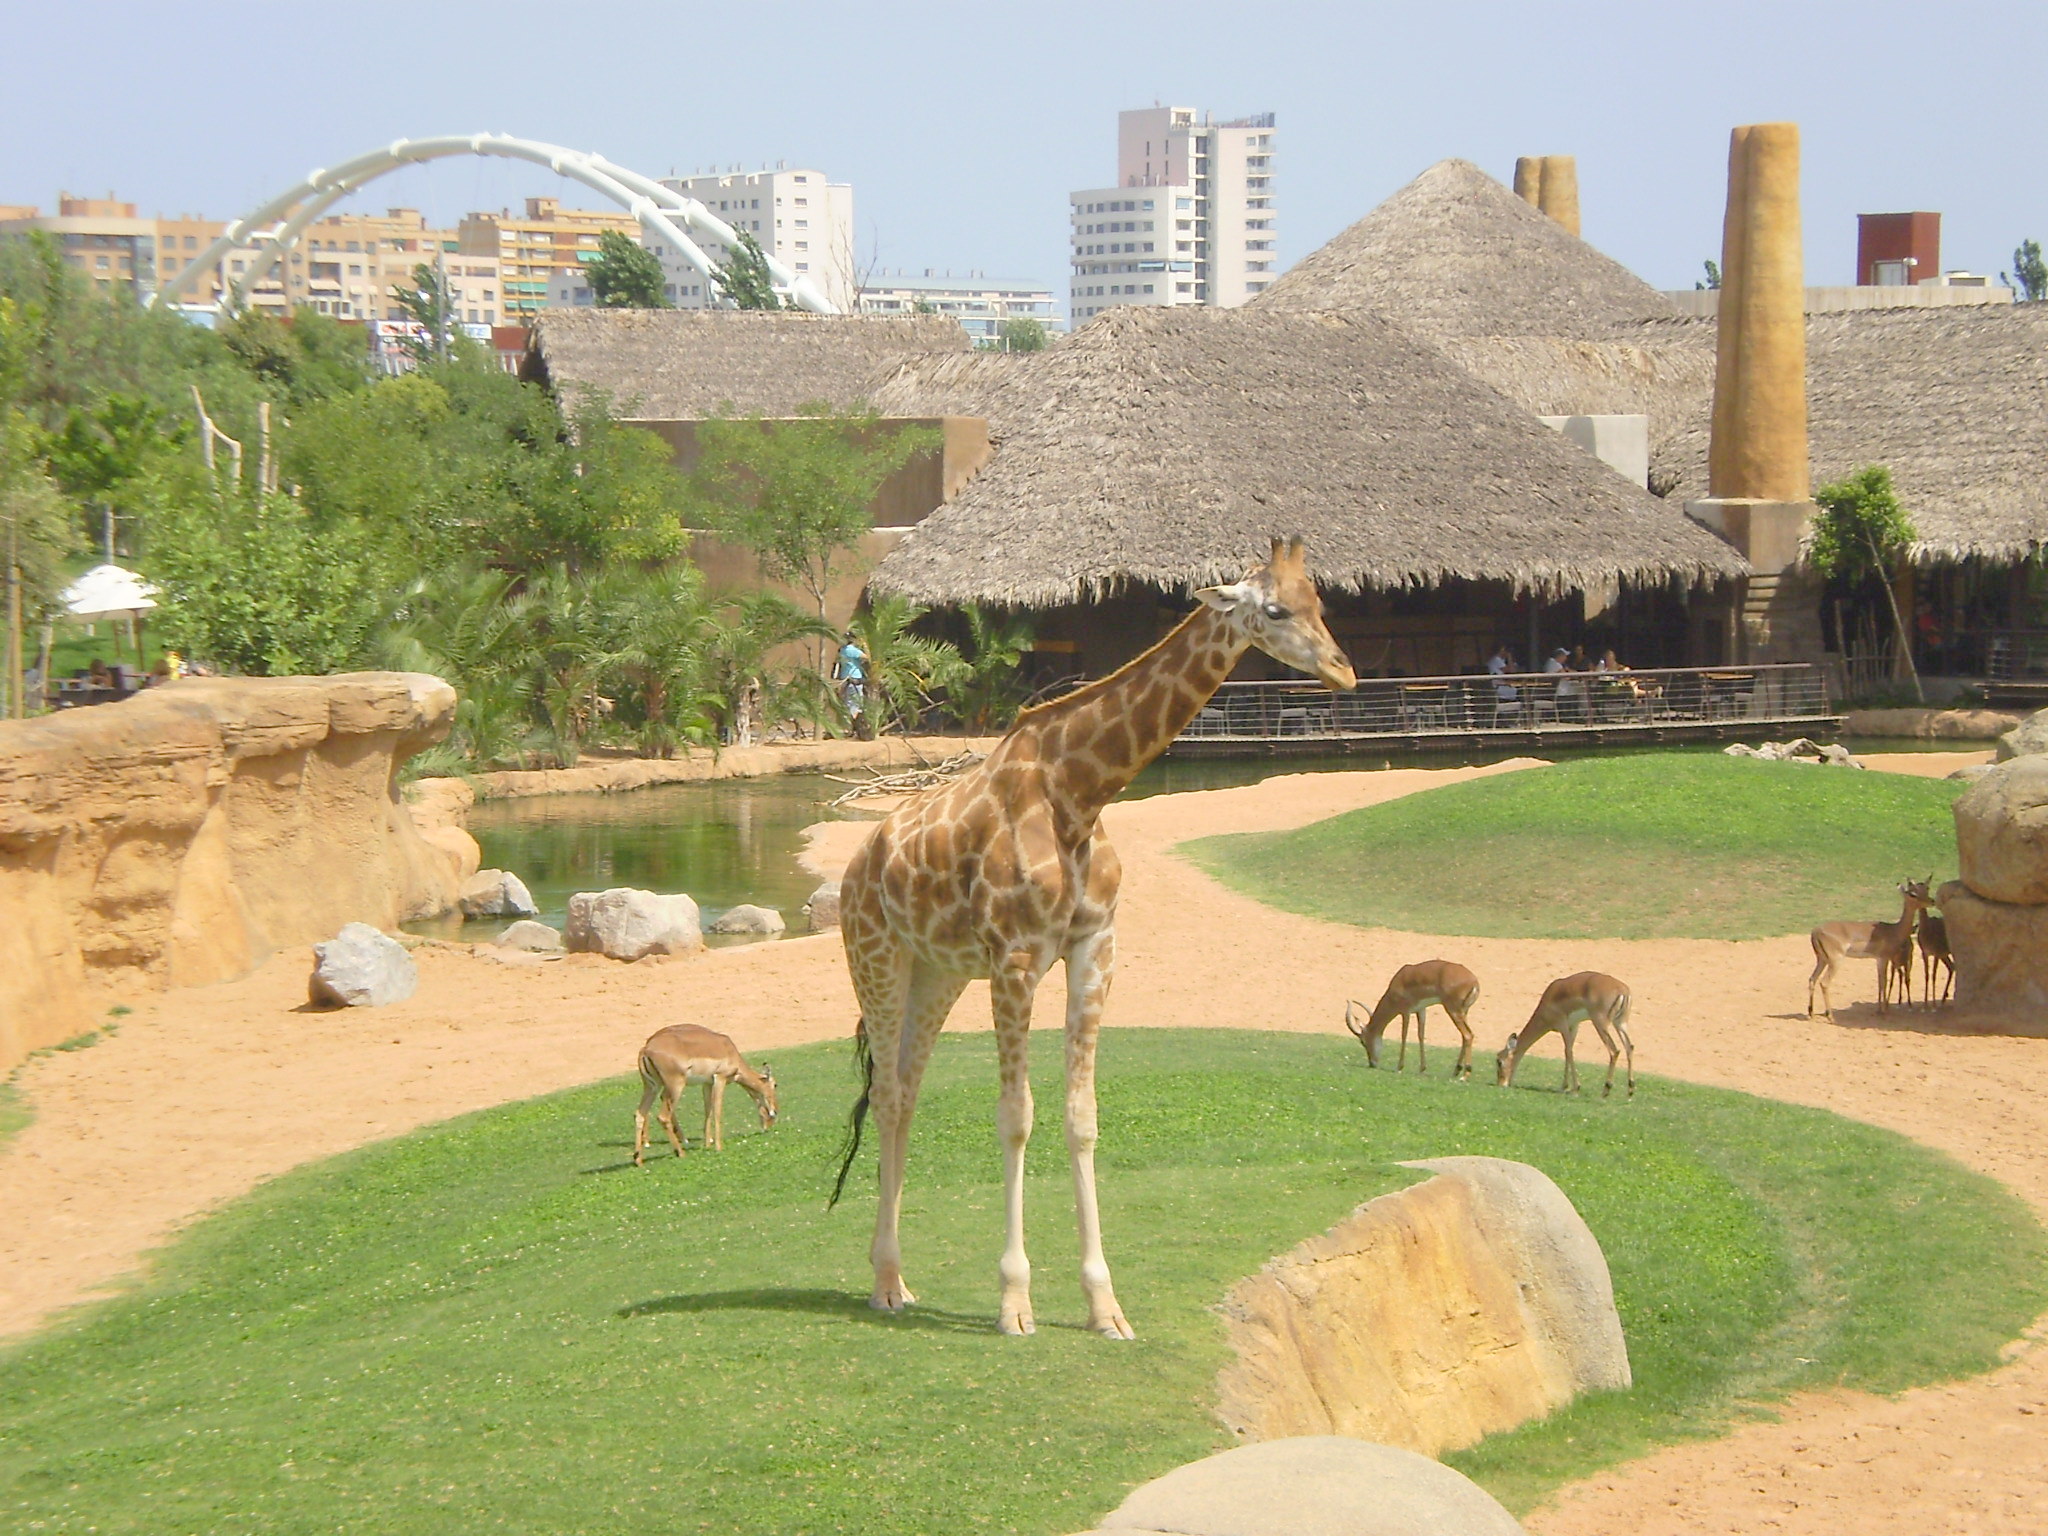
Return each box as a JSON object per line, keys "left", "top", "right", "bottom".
{"left": 866, "top": 305, "right": 1746, "bottom": 607}
{"left": 1254, "top": 159, "right": 1684, "bottom": 339}
{"left": 525, "top": 308, "right": 969, "bottom": 419}
{"left": 1654, "top": 304, "right": 2048, "bottom": 560}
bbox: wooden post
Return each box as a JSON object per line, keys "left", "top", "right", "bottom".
{"left": 6, "top": 512, "right": 20, "bottom": 721}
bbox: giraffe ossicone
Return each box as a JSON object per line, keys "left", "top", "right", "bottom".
{"left": 833, "top": 535, "right": 1356, "bottom": 1337}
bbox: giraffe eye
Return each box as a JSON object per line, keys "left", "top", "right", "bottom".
{"left": 1262, "top": 602, "right": 1288, "bottom": 621}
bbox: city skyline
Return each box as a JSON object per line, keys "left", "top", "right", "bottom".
{"left": 5, "top": 1, "right": 2045, "bottom": 305}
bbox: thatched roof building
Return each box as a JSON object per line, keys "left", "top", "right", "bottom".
{"left": 524, "top": 308, "right": 968, "bottom": 419}
{"left": 867, "top": 305, "right": 1745, "bottom": 607}
{"left": 1652, "top": 304, "right": 2048, "bottom": 561}
{"left": 1255, "top": 159, "right": 1683, "bottom": 339}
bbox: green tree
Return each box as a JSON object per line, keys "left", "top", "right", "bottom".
{"left": 848, "top": 593, "right": 962, "bottom": 735}
{"left": 376, "top": 566, "right": 538, "bottom": 769}
{"left": 692, "top": 406, "right": 939, "bottom": 659}
{"left": 1811, "top": 465, "right": 1921, "bottom": 702}
{"left": 585, "top": 562, "right": 717, "bottom": 756}
{"left": 390, "top": 262, "right": 456, "bottom": 363}
{"left": 218, "top": 310, "right": 371, "bottom": 405}
{"left": 43, "top": 392, "right": 177, "bottom": 557}
{"left": 713, "top": 230, "right": 785, "bottom": 311}
{"left": 997, "top": 316, "right": 1048, "bottom": 352}
{"left": 943, "top": 604, "right": 1035, "bottom": 731}
{"left": 1696, "top": 258, "right": 1722, "bottom": 292}
{"left": 585, "top": 230, "right": 671, "bottom": 309}
{"left": 2005, "top": 239, "right": 2046, "bottom": 302}
{"left": 694, "top": 591, "right": 832, "bottom": 745}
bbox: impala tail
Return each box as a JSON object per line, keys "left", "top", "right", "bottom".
{"left": 827, "top": 1019, "right": 874, "bottom": 1210}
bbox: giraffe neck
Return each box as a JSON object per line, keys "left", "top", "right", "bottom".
{"left": 1025, "top": 606, "right": 1248, "bottom": 820}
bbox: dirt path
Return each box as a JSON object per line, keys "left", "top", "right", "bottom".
{"left": 2, "top": 752, "right": 2041, "bottom": 1535}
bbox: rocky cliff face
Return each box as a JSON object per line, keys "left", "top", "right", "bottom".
{"left": 0, "top": 674, "right": 459, "bottom": 1069}
{"left": 1943, "top": 752, "right": 2048, "bottom": 1017}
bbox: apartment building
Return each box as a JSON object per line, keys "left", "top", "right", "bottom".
{"left": 281, "top": 208, "right": 500, "bottom": 324}
{"left": 1068, "top": 106, "right": 1275, "bottom": 325}
{"left": 459, "top": 196, "right": 640, "bottom": 320}
{"left": 857, "top": 271, "right": 1062, "bottom": 343}
{"left": 0, "top": 194, "right": 184, "bottom": 300}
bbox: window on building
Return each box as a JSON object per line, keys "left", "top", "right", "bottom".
{"left": 94, "top": 254, "right": 108, "bottom": 269}
{"left": 1177, "top": 197, "right": 1193, "bottom": 210}
{"left": 184, "top": 235, "right": 198, "bottom": 250}
{"left": 1143, "top": 284, "right": 1154, "bottom": 293}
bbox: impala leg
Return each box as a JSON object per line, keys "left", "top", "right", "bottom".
{"left": 992, "top": 964, "right": 1040, "bottom": 1337}
{"left": 1561, "top": 1022, "right": 1579, "bottom": 1093}
{"left": 1065, "top": 926, "right": 1133, "bottom": 1340}
{"left": 658, "top": 1087, "right": 686, "bottom": 1160}
{"left": 1447, "top": 1003, "right": 1474, "bottom": 1080}
{"left": 1415, "top": 1005, "right": 1429, "bottom": 1074}
{"left": 707, "top": 1078, "right": 726, "bottom": 1152}
{"left": 633, "top": 1074, "right": 657, "bottom": 1167}
{"left": 1397, "top": 1014, "right": 1409, "bottom": 1072}
{"left": 1876, "top": 957, "right": 1891, "bottom": 1015}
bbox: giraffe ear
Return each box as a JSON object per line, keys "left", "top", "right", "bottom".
{"left": 1195, "top": 582, "right": 1256, "bottom": 614}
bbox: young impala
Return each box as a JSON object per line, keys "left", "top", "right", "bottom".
{"left": 1344, "top": 960, "right": 1481, "bottom": 1078}
{"left": 1916, "top": 906, "right": 1954, "bottom": 1007}
{"left": 634, "top": 1024, "right": 777, "bottom": 1164}
{"left": 1495, "top": 972, "right": 1635, "bottom": 1098}
{"left": 1806, "top": 879, "right": 1932, "bottom": 1021}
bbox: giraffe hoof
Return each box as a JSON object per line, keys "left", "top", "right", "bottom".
{"left": 870, "top": 1283, "right": 916, "bottom": 1313}
{"left": 999, "top": 1303, "right": 1036, "bottom": 1336}
{"left": 1093, "top": 1311, "right": 1136, "bottom": 1340}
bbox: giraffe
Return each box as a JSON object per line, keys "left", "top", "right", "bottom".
{"left": 831, "top": 537, "right": 1357, "bottom": 1337}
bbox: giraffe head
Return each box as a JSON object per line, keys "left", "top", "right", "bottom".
{"left": 1195, "top": 537, "right": 1357, "bottom": 690}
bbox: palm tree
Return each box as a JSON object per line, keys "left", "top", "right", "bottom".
{"left": 944, "top": 604, "right": 1035, "bottom": 732}
{"left": 376, "top": 566, "right": 539, "bottom": 768}
{"left": 585, "top": 563, "right": 719, "bottom": 757}
{"left": 850, "top": 593, "right": 964, "bottom": 735}
{"left": 697, "top": 591, "right": 831, "bottom": 746}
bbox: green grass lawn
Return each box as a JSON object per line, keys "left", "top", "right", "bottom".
{"left": 1180, "top": 755, "right": 1965, "bottom": 941}
{"left": 0, "top": 1082, "right": 29, "bottom": 1153}
{"left": 2, "top": 1029, "right": 2040, "bottom": 1534}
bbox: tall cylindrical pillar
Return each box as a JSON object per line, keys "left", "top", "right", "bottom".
{"left": 1537, "top": 156, "right": 1580, "bottom": 237}
{"left": 1513, "top": 156, "right": 1545, "bottom": 210}
{"left": 1710, "top": 123, "right": 1807, "bottom": 503}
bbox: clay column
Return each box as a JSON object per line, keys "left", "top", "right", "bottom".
{"left": 1513, "top": 156, "right": 1545, "bottom": 211}
{"left": 1537, "top": 156, "right": 1580, "bottom": 237}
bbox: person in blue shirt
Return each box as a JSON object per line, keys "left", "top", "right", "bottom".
{"left": 835, "top": 631, "right": 869, "bottom": 722}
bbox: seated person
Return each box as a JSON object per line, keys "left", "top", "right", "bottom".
{"left": 1548, "top": 647, "right": 1586, "bottom": 715}
{"left": 1486, "top": 643, "right": 1519, "bottom": 703}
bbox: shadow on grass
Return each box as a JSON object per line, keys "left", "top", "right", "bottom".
{"left": 616, "top": 1286, "right": 1001, "bottom": 1334}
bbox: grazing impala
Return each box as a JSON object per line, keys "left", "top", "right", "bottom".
{"left": 1495, "top": 972, "right": 1635, "bottom": 1098}
{"left": 1917, "top": 906, "right": 1954, "bottom": 1007}
{"left": 1806, "top": 879, "right": 1932, "bottom": 1022}
{"left": 1345, "top": 960, "right": 1481, "bottom": 1078}
{"left": 633, "top": 1024, "right": 778, "bottom": 1165}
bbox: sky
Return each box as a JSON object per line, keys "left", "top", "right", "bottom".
{"left": 6, "top": 0, "right": 2043, "bottom": 303}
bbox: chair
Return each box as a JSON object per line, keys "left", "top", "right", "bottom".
{"left": 1397, "top": 683, "right": 1450, "bottom": 730}
{"left": 1527, "top": 681, "right": 1558, "bottom": 725}
{"left": 1490, "top": 688, "right": 1524, "bottom": 727}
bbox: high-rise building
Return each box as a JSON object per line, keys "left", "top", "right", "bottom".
{"left": 857, "top": 271, "right": 1062, "bottom": 343}
{"left": 280, "top": 208, "right": 500, "bottom": 324}
{"left": 1068, "top": 107, "right": 1275, "bottom": 326}
{"left": 459, "top": 197, "right": 641, "bottom": 320}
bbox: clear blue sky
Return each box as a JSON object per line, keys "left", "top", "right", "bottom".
{"left": 7, "top": 0, "right": 2042, "bottom": 300}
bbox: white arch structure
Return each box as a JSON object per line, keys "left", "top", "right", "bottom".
{"left": 152, "top": 132, "right": 838, "bottom": 316}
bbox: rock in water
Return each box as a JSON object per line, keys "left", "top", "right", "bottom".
{"left": 804, "top": 881, "right": 841, "bottom": 932}
{"left": 1997, "top": 706, "right": 2048, "bottom": 763}
{"left": 1085, "top": 1437, "right": 1525, "bottom": 1536}
{"left": 310, "top": 923, "right": 418, "bottom": 1008}
{"left": 709, "top": 903, "right": 786, "bottom": 936}
{"left": 496, "top": 920, "right": 564, "bottom": 952}
{"left": 564, "top": 888, "right": 702, "bottom": 960}
{"left": 459, "top": 869, "right": 538, "bottom": 918}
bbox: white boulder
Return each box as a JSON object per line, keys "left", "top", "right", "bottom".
{"left": 565, "top": 887, "right": 702, "bottom": 960}
{"left": 804, "top": 881, "right": 842, "bottom": 932}
{"left": 309, "top": 922, "right": 418, "bottom": 1008}
{"left": 459, "top": 869, "right": 538, "bottom": 919}
{"left": 495, "top": 919, "right": 564, "bottom": 952}
{"left": 709, "top": 903, "right": 786, "bottom": 936}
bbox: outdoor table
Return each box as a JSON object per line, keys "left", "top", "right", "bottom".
{"left": 1397, "top": 682, "right": 1451, "bottom": 729}
{"left": 1700, "top": 671, "right": 1757, "bottom": 719}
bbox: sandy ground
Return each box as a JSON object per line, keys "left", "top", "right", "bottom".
{"left": 2, "top": 747, "right": 2041, "bottom": 1536}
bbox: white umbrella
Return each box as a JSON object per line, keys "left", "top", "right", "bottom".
{"left": 61, "top": 564, "right": 159, "bottom": 622}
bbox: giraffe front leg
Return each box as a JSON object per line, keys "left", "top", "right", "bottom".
{"left": 992, "top": 965, "right": 1039, "bottom": 1336}
{"left": 1066, "top": 927, "right": 1134, "bottom": 1340}
{"left": 870, "top": 962, "right": 968, "bottom": 1315}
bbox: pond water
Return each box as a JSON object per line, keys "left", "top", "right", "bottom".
{"left": 416, "top": 733, "right": 1979, "bottom": 945}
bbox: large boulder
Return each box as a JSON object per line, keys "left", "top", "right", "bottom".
{"left": 564, "top": 888, "right": 702, "bottom": 960}
{"left": 1995, "top": 706, "right": 2048, "bottom": 762}
{"left": 419, "top": 824, "right": 482, "bottom": 882}
{"left": 495, "top": 919, "right": 564, "bottom": 953}
{"left": 804, "top": 881, "right": 841, "bottom": 932}
{"left": 1081, "top": 1437, "right": 1525, "bottom": 1536}
{"left": 1953, "top": 757, "right": 2048, "bottom": 907}
{"left": 309, "top": 922, "right": 418, "bottom": 1008}
{"left": 709, "top": 903, "right": 786, "bottom": 937}
{"left": 1941, "top": 882, "right": 2048, "bottom": 1015}
{"left": 459, "top": 868, "right": 538, "bottom": 919}
{"left": 1216, "top": 1158, "right": 1626, "bottom": 1456}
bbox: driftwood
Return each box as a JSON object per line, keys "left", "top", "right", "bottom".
{"left": 827, "top": 750, "right": 986, "bottom": 807}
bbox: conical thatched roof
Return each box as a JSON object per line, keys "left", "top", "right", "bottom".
{"left": 526, "top": 308, "right": 968, "bottom": 419}
{"left": 867, "top": 305, "right": 1745, "bottom": 607}
{"left": 1254, "top": 159, "right": 1684, "bottom": 339}
{"left": 1656, "top": 304, "right": 2048, "bottom": 560}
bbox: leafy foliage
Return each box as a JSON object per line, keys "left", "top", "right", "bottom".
{"left": 712, "top": 229, "right": 785, "bottom": 311}
{"left": 1809, "top": 465, "right": 1915, "bottom": 583}
{"left": 1696, "top": 258, "right": 1721, "bottom": 291}
{"left": 942, "top": 603, "right": 1034, "bottom": 730}
{"left": 848, "top": 593, "right": 962, "bottom": 734}
{"left": 996, "top": 316, "right": 1048, "bottom": 352}
{"left": 2006, "top": 238, "right": 2046, "bottom": 302}
{"left": 585, "top": 230, "right": 671, "bottom": 309}
{"left": 389, "top": 262, "right": 456, "bottom": 363}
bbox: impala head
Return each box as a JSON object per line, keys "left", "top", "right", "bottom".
{"left": 1901, "top": 877, "right": 1933, "bottom": 912}
{"left": 1195, "top": 537, "right": 1357, "bottom": 692}
{"left": 1343, "top": 1000, "right": 1379, "bottom": 1066}
{"left": 1495, "top": 1032, "right": 1520, "bottom": 1087}
{"left": 756, "top": 1067, "right": 778, "bottom": 1130}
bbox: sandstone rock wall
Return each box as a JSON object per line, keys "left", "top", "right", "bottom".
{"left": 0, "top": 674, "right": 459, "bottom": 1068}
{"left": 1215, "top": 1158, "right": 1628, "bottom": 1458}
{"left": 1944, "top": 752, "right": 2048, "bottom": 1018}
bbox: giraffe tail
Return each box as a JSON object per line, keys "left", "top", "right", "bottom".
{"left": 827, "top": 1018, "right": 873, "bottom": 1210}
